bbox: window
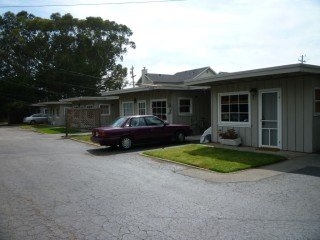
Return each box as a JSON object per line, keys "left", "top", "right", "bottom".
{"left": 145, "top": 116, "right": 164, "bottom": 126}
{"left": 219, "top": 92, "right": 250, "bottom": 125}
{"left": 151, "top": 99, "right": 167, "bottom": 120}
{"left": 99, "top": 104, "right": 110, "bottom": 115}
{"left": 130, "top": 117, "right": 147, "bottom": 127}
{"left": 86, "top": 105, "right": 94, "bottom": 109}
{"left": 122, "top": 101, "right": 134, "bottom": 116}
{"left": 179, "top": 98, "right": 192, "bottom": 115}
{"left": 138, "top": 101, "right": 146, "bottom": 115}
{"left": 315, "top": 88, "right": 320, "bottom": 115}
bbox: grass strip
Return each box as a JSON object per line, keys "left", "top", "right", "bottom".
{"left": 143, "top": 144, "right": 286, "bottom": 173}
{"left": 21, "top": 124, "right": 80, "bottom": 134}
{"left": 69, "top": 134, "right": 93, "bottom": 143}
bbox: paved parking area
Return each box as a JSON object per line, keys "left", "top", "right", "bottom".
{"left": 0, "top": 126, "right": 319, "bottom": 240}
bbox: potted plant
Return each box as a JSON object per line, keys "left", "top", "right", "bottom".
{"left": 218, "top": 129, "right": 241, "bottom": 146}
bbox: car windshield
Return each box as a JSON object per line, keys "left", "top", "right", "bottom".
{"left": 110, "top": 117, "right": 127, "bottom": 127}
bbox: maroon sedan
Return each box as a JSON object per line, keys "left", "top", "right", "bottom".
{"left": 91, "top": 115, "right": 192, "bottom": 149}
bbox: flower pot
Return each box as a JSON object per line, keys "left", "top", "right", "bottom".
{"left": 219, "top": 137, "right": 241, "bottom": 146}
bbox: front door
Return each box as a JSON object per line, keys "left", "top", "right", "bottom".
{"left": 259, "top": 89, "right": 281, "bottom": 149}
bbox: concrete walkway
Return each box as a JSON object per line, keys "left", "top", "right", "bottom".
{"left": 175, "top": 153, "right": 319, "bottom": 183}
{"left": 156, "top": 141, "right": 320, "bottom": 183}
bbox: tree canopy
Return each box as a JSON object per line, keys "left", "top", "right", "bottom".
{"left": 0, "top": 11, "right": 135, "bottom": 121}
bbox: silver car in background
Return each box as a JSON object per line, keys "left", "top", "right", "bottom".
{"left": 23, "top": 114, "right": 48, "bottom": 124}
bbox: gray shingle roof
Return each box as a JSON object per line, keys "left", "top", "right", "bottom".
{"left": 143, "top": 67, "right": 212, "bottom": 84}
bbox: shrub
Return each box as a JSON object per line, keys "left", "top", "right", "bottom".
{"left": 219, "top": 129, "right": 238, "bottom": 139}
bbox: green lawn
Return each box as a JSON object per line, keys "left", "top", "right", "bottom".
{"left": 21, "top": 124, "right": 80, "bottom": 134}
{"left": 143, "top": 144, "right": 286, "bottom": 173}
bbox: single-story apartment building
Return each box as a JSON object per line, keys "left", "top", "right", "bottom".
{"left": 41, "top": 100, "right": 72, "bottom": 126}
{"left": 38, "top": 96, "right": 119, "bottom": 127}
{"left": 62, "top": 96, "right": 119, "bottom": 127}
{"left": 186, "top": 63, "right": 320, "bottom": 153}
{"left": 102, "top": 67, "right": 216, "bottom": 134}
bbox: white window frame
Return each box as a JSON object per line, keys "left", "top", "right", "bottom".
{"left": 64, "top": 107, "right": 69, "bottom": 116}
{"left": 178, "top": 97, "right": 193, "bottom": 116}
{"left": 314, "top": 88, "right": 320, "bottom": 116}
{"left": 137, "top": 100, "right": 146, "bottom": 115}
{"left": 99, "top": 104, "right": 111, "bottom": 116}
{"left": 151, "top": 99, "right": 167, "bottom": 120}
{"left": 122, "top": 101, "right": 134, "bottom": 116}
{"left": 218, "top": 91, "right": 251, "bottom": 127}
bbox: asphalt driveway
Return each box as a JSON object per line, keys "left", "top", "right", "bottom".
{"left": 0, "top": 126, "right": 319, "bottom": 240}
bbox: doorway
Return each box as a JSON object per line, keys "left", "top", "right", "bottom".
{"left": 259, "top": 89, "right": 281, "bottom": 148}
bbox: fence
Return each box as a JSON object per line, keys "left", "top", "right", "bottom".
{"left": 66, "top": 108, "right": 101, "bottom": 131}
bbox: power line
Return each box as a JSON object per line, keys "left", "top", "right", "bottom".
{"left": 0, "top": 0, "right": 185, "bottom": 8}
{"left": 55, "top": 68, "right": 102, "bottom": 80}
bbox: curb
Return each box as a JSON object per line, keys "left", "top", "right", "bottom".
{"left": 66, "top": 136, "right": 101, "bottom": 147}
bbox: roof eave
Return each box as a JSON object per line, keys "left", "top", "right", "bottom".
{"left": 62, "top": 96, "right": 119, "bottom": 101}
{"left": 102, "top": 85, "right": 209, "bottom": 95}
{"left": 186, "top": 64, "right": 320, "bottom": 86}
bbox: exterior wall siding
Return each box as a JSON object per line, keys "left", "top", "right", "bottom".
{"left": 171, "top": 90, "right": 211, "bottom": 134}
{"left": 118, "top": 89, "right": 211, "bottom": 134}
{"left": 312, "top": 78, "right": 320, "bottom": 152}
{"left": 100, "top": 100, "right": 119, "bottom": 126}
{"left": 69, "top": 100, "right": 119, "bottom": 127}
{"left": 47, "top": 105, "right": 69, "bottom": 126}
{"left": 211, "top": 75, "right": 319, "bottom": 152}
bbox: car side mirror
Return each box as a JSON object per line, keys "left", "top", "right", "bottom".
{"left": 163, "top": 122, "right": 169, "bottom": 126}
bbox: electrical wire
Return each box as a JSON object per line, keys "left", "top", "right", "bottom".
{"left": 0, "top": 0, "right": 185, "bottom": 8}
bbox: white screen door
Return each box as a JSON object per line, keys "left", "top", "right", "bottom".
{"left": 259, "top": 89, "right": 281, "bottom": 148}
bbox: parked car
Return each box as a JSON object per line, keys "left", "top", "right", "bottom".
{"left": 23, "top": 114, "right": 48, "bottom": 124}
{"left": 200, "top": 127, "right": 212, "bottom": 143}
{"left": 91, "top": 115, "right": 192, "bottom": 149}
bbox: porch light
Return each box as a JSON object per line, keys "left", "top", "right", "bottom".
{"left": 250, "top": 88, "right": 258, "bottom": 99}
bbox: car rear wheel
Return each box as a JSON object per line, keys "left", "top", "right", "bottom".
{"left": 120, "top": 137, "right": 132, "bottom": 150}
{"left": 175, "top": 131, "right": 185, "bottom": 143}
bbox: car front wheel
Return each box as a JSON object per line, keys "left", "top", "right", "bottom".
{"left": 120, "top": 137, "right": 132, "bottom": 150}
{"left": 175, "top": 131, "right": 185, "bottom": 143}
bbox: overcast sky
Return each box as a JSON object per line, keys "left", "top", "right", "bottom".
{"left": 1, "top": 0, "right": 320, "bottom": 80}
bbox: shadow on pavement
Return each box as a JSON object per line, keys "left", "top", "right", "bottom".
{"left": 87, "top": 140, "right": 196, "bottom": 156}
{"left": 290, "top": 166, "right": 320, "bottom": 177}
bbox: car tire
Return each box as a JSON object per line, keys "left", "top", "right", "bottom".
{"left": 120, "top": 137, "right": 132, "bottom": 150}
{"left": 175, "top": 131, "right": 185, "bottom": 143}
{"left": 30, "top": 120, "right": 36, "bottom": 124}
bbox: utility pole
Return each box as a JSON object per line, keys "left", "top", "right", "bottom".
{"left": 298, "top": 54, "right": 306, "bottom": 64}
{"left": 130, "top": 66, "right": 136, "bottom": 88}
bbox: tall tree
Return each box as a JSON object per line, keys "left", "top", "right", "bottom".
{"left": 0, "top": 11, "right": 135, "bottom": 121}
